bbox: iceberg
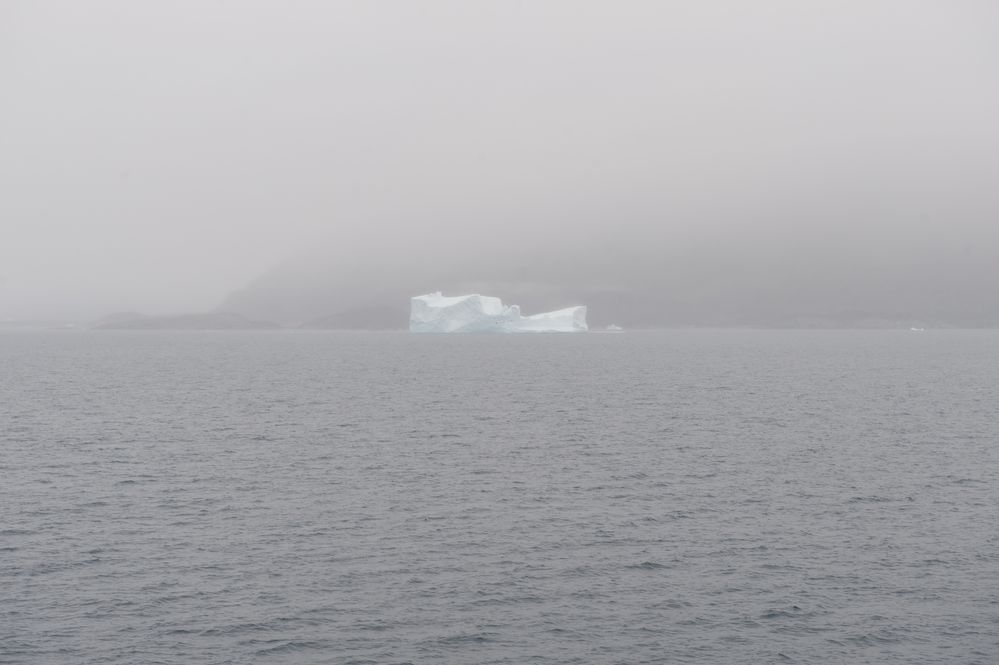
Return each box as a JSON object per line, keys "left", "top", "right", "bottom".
{"left": 410, "top": 292, "right": 587, "bottom": 333}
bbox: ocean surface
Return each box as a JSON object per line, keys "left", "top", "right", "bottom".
{"left": 2, "top": 329, "right": 998, "bottom": 664}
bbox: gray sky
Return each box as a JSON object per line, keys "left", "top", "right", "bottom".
{"left": 2, "top": 1, "right": 998, "bottom": 321}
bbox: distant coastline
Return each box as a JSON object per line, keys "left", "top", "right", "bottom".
{"left": 92, "top": 311, "right": 279, "bottom": 330}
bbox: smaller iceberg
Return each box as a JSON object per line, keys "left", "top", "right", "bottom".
{"left": 410, "top": 292, "right": 587, "bottom": 333}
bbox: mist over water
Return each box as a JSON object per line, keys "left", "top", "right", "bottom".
{"left": 4, "top": 330, "right": 998, "bottom": 663}
{"left": 3, "top": 2, "right": 999, "bottom": 322}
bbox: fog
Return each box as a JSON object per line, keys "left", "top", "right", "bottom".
{"left": 2, "top": 1, "right": 998, "bottom": 323}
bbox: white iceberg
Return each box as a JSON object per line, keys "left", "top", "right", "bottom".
{"left": 410, "top": 292, "right": 587, "bottom": 333}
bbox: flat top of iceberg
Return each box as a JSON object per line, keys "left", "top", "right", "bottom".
{"left": 412, "top": 292, "right": 506, "bottom": 316}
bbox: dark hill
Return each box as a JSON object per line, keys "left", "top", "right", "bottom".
{"left": 95, "top": 312, "right": 280, "bottom": 330}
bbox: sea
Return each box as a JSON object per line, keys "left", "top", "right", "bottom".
{"left": 2, "top": 329, "right": 998, "bottom": 664}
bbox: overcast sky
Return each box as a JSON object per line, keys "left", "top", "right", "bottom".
{"left": 2, "top": 1, "right": 998, "bottom": 320}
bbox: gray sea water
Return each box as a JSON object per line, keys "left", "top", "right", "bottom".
{"left": 2, "top": 330, "right": 998, "bottom": 664}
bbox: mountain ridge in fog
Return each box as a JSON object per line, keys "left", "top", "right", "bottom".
{"left": 4, "top": 2, "right": 998, "bottom": 322}
{"left": 218, "top": 223, "right": 999, "bottom": 329}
